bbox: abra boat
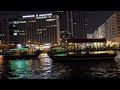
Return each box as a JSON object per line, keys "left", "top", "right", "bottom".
{"left": 2, "top": 49, "right": 41, "bottom": 60}
{"left": 48, "top": 46, "right": 116, "bottom": 62}
{"left": 49, "top": 53, "right": 116, "bottom": 62}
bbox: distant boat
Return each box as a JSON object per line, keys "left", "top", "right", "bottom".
{"left": 2, "top": 49, "right": 42, "bottom": 60}
{"left": 3, "top": 54, "right": 39, "bottom": 60}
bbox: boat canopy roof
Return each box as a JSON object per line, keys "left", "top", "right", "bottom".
{"left": 51, "top": 46, "right": 65, "bottom": 49}
{"left": 10, "top": 48, "right": 28, "bottom": 51}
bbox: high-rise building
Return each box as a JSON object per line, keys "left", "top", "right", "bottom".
{"left": 98, "top": 23, "right": 107, "bottom": 39}
{"left": 0, "top": 15, "right": 17, "bottom": 45}
{"left": 52, "top": 11, "right": 87, "bottom": 40}
{"left": 9, "top": 13, "right": 60, "bottom": 45}
{"left": 106, "top": 12, "right": 120, "bottom": 42}
{"left": 9, "top": 18, "right": 19, "bottom": 44}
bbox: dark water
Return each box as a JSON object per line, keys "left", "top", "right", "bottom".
{"left": 0, "top": 56, "right": 120, "bottom": 79}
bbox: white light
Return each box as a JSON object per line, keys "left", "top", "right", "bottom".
{"left": 46, "top": 19, "right": 56, "bottom": 21}
{"left": 29, "top": 20, "right": 36, "bottom": 22}
{"left": 39, "top": 13, "right": 52, "bottom": 17}
{"left": 44, "top": 43, "right": 51, "bottom": 46}
{"left": 43, "top": 46, "right": 50, "bottom": 48}
{"left": 13, "top": 33, "right": 17, "bottom": 36}
{"left": 22, "top": 15, "right": 35, "bottom": 18}
{"left": 13, "top": 25, "right": 15, "bottom": 27}
{"left": 19, "top": 21, "right": 26, "bottom": 23}
{"left": 17, "top": 44, "right": 22, "bottom": 48}
{"left": 26, "top": 44, "right": 30, "bottom": 47}
{"left": 36, "top": 14, "right": 39, "bottom": 17}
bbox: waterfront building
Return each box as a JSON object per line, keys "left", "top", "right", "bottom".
{"left": 98, "top": 23, "right": 107, "bottom": 39}
{"left": 51, "top": 11, "right": 87, "bottom": 47}
{"left": 106, "top": 12, "right": 120, "bottom": 42}
{"left": 86, "top": 34, "right": 94, "bottom": 39}
{"left": 93, "top": 30, "right": 99, "bottom": 39}
{"left": 9, "top": 13, "right": 60, "bottom": 46}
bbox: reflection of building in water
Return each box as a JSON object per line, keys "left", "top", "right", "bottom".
{"left": 0, "top": 55, "right": 4, "bottom": 64}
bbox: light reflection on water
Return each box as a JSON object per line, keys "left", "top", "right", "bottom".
{"left": 0, "top": 56, "right": 120, "bottom": 79}
{"left": 7, "top": 58, "right": 71, "bottom": 79}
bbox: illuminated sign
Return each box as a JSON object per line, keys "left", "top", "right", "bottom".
{"left": 22, "top": 15, "right": 35, "bottom": 18}
{"left": 36, "top": 13, "right": 52, "bottom": 19}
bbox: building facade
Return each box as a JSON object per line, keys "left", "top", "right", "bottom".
{"left": 106, "top": 12, "right": 120, "bottom": 42}
{"left": 52, "top": 11, "right": 87, "bottom": 40}
{"left": 0, "top": 15, "right": 17, "bottom": 45}
{"left": 86, "top": 34, "right": 94, "bottom": 39}
{"left": 9, "top": 13, "right": 60, "bottom": 45}
{"left": 98, "top": 23, "right": 107, "bottom": 39}
{"left": 93, "top": 30, "right": 99, "bottom": 39}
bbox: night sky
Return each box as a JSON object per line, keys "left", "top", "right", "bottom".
{"left": 0, "top": 11, "right": 115, "bottom": 34}
{"left": 86, "top": 11, "right": 114, "bottom": 34}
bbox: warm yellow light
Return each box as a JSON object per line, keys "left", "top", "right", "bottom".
{"left": 68, "top": 43, "right": 73, "bottom": 45}
{"left": 11, "top": 44, "right": 15, "bottom": 45}
{"left": 54, "top": 44, "right": 58, "bottom": 46}
{"left": 28, "top": 40, "right": 30, "bottom": 43}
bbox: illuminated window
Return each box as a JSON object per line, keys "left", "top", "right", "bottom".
{"left": 13, "top": 25, "right": 16, "bottom": 27}
{"left": 0, "top": 34, "right": 2, "bottom": 36}
{"left": 20, "top": 33, "right": 26, "bottom": 35}
{"left": 13, "top": 33, "right": 17, "bottom": 36}
{"left": 14, "top": 30, "right": 19, "bottom": 33}
{"left": 29, "top": 20, "right": 36, "bottom": 23}
{"left": 46, "top": 19, "right": 56, "bottom": 21}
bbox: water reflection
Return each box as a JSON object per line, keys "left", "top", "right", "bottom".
{"left": 89, "top": 60, "right": 118, "bottom": 78}
{"left": 1, "top": 56, "right": 120, "bottom": 79}
{"left": 0, "top": 55, "right": 9, "bottom": 79}
{"left": 8, "top": 58, "right": 71, "bottom": 79}
{"left": 8, "top": 60, "right": 31, "bottom": 79}
{"left": 0, "top": 55, "right": 4, "bottom": 65}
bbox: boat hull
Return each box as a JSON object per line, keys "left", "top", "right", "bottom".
{"left": 49, "top": 54, "right": 116, "bottom": 62}
{"left": 3, "top": 54, "right": 39, "bottom": 60}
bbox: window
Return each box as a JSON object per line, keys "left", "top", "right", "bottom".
{"left": 13, "top": 25, "right": 15, "bottom": 27}
{"left": 13, "top": 33, "right": 17, "bottom": 36}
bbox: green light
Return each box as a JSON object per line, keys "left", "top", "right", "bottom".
{"left": 10, "top": 48, "right": 28, "bottom": 51}
{"left": 9, "top": 60, "right": 30, "bottom": 79}
{"left": 54, "top": 54, "right": 65, "bottom": 56}
{"left": 9, "top": 60, "right": 28, "bottom": 69}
